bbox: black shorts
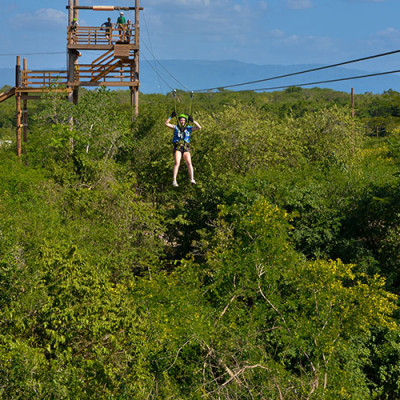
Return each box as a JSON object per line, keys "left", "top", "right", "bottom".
{"left": 173, "top": 143, "right": 190, "bottom": 154}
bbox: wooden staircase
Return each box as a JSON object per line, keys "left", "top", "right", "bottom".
{"left": 0, "top": 87, "right": 15, "bottom": 103}
{"left": 73, "top": 44, "right": 135, "bottom": 86}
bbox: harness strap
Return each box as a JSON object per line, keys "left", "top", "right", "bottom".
{"left": 189, "top": 91, "right": 193, "bottom": 116}
{"left": 173, "top": 89, "right": 177, "bottom": 119}
{"left": 173, "top": 89, "right": 193, "bottom": 130}
{"left": 174, "top": 140, "right": 190, "bottom": 149}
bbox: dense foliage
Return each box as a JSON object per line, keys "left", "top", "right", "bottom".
{"left": 1, "top": 86, "right": 400, "bottom": 399}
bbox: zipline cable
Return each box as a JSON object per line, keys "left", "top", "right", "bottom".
{"left": 237, "top": 68, "right": 400, "bottom": 93}
{"left": 189, "top": 91, "right": 194, "bottom": 116}
{"left": 173, "top": 89, "right": 177, "bottom": 115}
{"left": 193, "top": 49, "right": 400, "bottom": 92}
{"left": 141, "top": 50, "right": 174, "bottom": 91}
{"left": 141, "top": 11, "right": 164, "bottom": 93}
{"left": 141, "top": 40, "right": 190, "bottom": 91}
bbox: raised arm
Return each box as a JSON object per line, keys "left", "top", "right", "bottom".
{"left": 192, "top": 120, "right": 201, "bottom": 131}
{"left": 188, "top": 115, "right": 201, "bottom": 131}
{"left": 165, "top": 111, "right": 176, "bottom": 129}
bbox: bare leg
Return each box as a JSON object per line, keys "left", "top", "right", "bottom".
{"left": 183, "top": 151, "right": 194, "bottom": 181}
{"left": 173, "top": 150, "right": 182, "bottom": 182}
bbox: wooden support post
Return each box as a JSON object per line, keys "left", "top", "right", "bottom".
{"left": 351, "top": 88, "right": 355, "bottom": 118}
{"left": 15, "top": 56, "right": 21, "bottom": 88}
{"left": 134, "top": 87, "right": 139, "bottom": 116}
{"left": 23, "top": 99, "right": 28, "bottom": 143}
{"left": 131, "top": 56, "right": 139, "bottom": 117}
{"left": 68, "top": 50, "right": 80, "bottom": 103}
{"left": 23, "top": 58, "right": 27, "bottom": 87}
{"left": 135, "top": 0, "right": 140, "bottom": 47}
{"left": 23, "top": 58, "right": 28, "bottom": 142}
{"left": 133, "top": 0, "right": 140, "bottom": 116}
{"left": 68, "top": 52, "right": 74, "bottom": 105}
{"left": 69, "top": 0, "right": 73, "bottom": 25}
{"left": 15, "top": 56, "right": 22, "bottom": 159}
{"left": 16, "top": 93, "right": 22, "bottom": 159}
{"left": 130, "top": 87, "right": 137, "bottom": 121}
{"left": 74, "top": 0, "right": 79, "bottom": 21}
{"left": 73, "top": 89, "right": 79, "bottom": 105}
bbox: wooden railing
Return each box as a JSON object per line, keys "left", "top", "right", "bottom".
{"left": 76, "top": 61, "right": 135, "bottom": 84}
{"left": 21, "top": 70, "right": 68, "bottom": 88}
{"left": 18, "top": 64, "right": 135, "bottom": 87}
{"left": 68, "top": 26, "right": 135, "bottom": 45}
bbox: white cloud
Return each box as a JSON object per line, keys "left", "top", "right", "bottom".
{"left": 0, "top": 1, "right": 18, "bottom": 13}
{"left": 366, "top": 27, "right": 400, "bottom": 47}
{"left": 268, "top": 29, "right": 336, "bottom": 56}
{"left": 14, "top": 8, "right": 67, "bottom": 30}
{"left": 270, "top": 29, "right": 284, "bottom": 38}
{"left": 143, "top": 0, "right": 252, "bottom": 39}
{"left": 346, "top": 0, "right": 384, "bottom": 2}
{"left": 376, "top": 27, "right": 400, "bottom": 39}
{"left": 286, "top": 0, "right": 313, "bottom": 10}
{"left": 146, "top": 0, "right": 215, "bottom": 5}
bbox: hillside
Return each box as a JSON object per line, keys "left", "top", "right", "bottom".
{"left": 140, "top": 59, "right": 400, "bottom": 94}
{"left": 2, "top": 60, "right": 400, "bottom": 94}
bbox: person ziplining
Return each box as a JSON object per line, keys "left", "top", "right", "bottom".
{"left": 165, "top": 112, "right": 201, "bottom": 187}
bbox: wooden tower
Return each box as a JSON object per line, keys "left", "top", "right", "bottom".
{"left": 66, "top": 0, "right": 141, "bottom": 113}
{"left": 0, "top": 1, "right": 142, "bottom": 158}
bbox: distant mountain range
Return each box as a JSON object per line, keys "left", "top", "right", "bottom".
{"left": 2, "top": 60, "right": 400, "bottom": 95}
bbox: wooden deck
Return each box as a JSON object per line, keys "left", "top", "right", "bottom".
{"left": 67, "top": 26, "right": 137, "bottom": 48}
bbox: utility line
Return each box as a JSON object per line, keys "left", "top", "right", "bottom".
{"left": 141, "top": 50, "right": 174, "bottom": 91}
{"left": 140, "top": 39, "right": 190, "bottom": 91}
{"left": 140, "top": 11, "right": 189, "bottom": 92}
{"left": 233, "top": 69, "right": 400, "bottom": 93}
{"left": 0, "top": 51, "right": 65, "bottom": 57}
{"left": 193, "top": 49, "right": 400, "bottom": 92}
{"left": 141, "top": 11, "right": 164, "bottom": 92}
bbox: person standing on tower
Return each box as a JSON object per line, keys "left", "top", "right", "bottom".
{"left": 69, "top": 17, "right": 78, "bottom": 43}
{"left": 101, "top": 17, "right": 113, "bottom": 43}
{"left": 125, "top": 19, "right": 132, "bottom": 42}
{"left": 116, "top": 11, "right": 126, "bottom": 40}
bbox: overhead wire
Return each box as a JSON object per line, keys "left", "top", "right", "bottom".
{"left": 141, "top": 11, "right": 164, "bottom": 92}
{"left": 2, "top": 37, "right": 399, "bottom": 95}
{"left": 141, "top": 50, "right": 174, "bottom": 91}
{"left": 241, "top": 68, "right": 400, "bottom": 93}
{"left": 4, "top": 46, "right": 395, "bottom": 98}
{"left": 193, "top": 49, "right": 400, "bottom": 93}
{"left": 141, "top": 40, "right": 190, "bottom": 91}
{"left": 0, "top": 51, "right": 65, "bottom": 57}
{"left": 140, "top": 11, "right": 189, "bottom": 92}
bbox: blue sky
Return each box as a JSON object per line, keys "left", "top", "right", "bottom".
{"left": 1, "top": 0, "right": 400, "bottom": 80}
